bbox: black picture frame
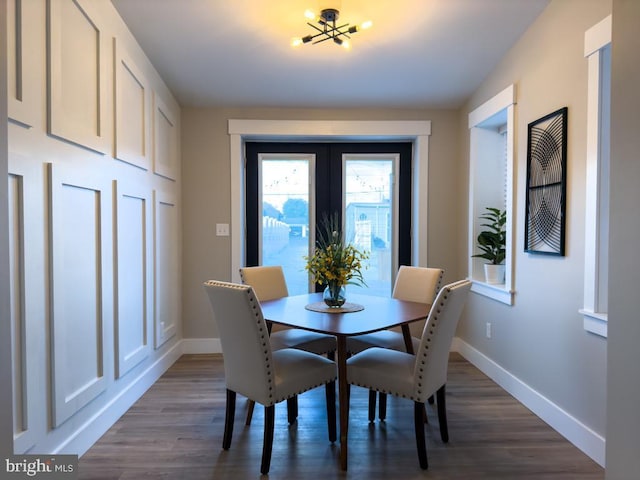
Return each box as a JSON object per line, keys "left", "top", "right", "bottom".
{"left": 524, "top": 107, "right": 568, "bottom": 256}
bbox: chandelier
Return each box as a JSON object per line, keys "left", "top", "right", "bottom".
{"left": 291, "top": 8, "right": 372, "bottom": 49}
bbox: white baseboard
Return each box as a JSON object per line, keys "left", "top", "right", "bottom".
{"left": 451, "top": 337, "right": 606, "bottom": 467}
{"left": 57, "top": 341, "right": 183, "bottom": 457}
{"left": 181, "top": 337, "right": 222, "bottom": 354}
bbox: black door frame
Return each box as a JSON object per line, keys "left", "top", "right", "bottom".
{"left": 245, "top": 142, "right": 412, "bottom": 276}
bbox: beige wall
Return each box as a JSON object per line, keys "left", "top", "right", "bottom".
{"left": 606, "top": 0, "right": 640, "bottom": 477}
{"left": 458, "top": 0, "right": 611, "bottom": 447}
{"left": 181, "top": 107, "right": 462, "bottom": 339}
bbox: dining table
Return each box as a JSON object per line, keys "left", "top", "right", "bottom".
{"left": 260, "top": 291, "right": 431, "bottom": 470}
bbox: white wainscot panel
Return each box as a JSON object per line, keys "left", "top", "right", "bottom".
{"left": 115, "top": 181, "right": 151, "bottom": 378}
{"left": 9, "top": 173, "right": 28, "bottom": 448}
{"left": 8, "top": 0, "right": 35, "bottom": 127}
{"left": 47, "top": 0, "right": 109, "bottom": 153}
{"left": 153, "top": 93, "right": 179, "bottom": 180}
{"left": 9, "top": 157, "right": 45, "bottom": 453}
{"left": 114, "top": 39, "right": 149, "bottom": 170}
{"left": 154, "top": 191, "right": 179, "bottom": 348}
{"left": 49, "top": 164, "right": 110, "bottom": 427}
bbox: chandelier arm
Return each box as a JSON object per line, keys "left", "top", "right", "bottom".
{"left": 303, "top": 30, "right": 332, "bottom": 43}
{"left": 334, "top": 27, "right": 354, "bottom": 39}
{"left": 325, "top": 23, "right": 349, "bottom": 38}
{"left": 312, "top": 35, "right": 333, "bottom": 45}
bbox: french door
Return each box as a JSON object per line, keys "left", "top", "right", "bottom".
{"left": 246, "top": 143, "right": 412, "bottom": 296}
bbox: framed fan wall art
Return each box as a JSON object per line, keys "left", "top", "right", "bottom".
{"left": 524, "top": 107, "right": 568, "bottom": 255}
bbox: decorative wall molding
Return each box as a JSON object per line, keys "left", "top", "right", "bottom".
{"left": 55, "top": 340, "right": 182, "bottom": 457}
{"left": 8, "top": 0, "right": 34, "bottom": 128}
{"left": 8, "top": 0, "right": 183, "bottom": 457}
{"left": 153, "top": 190, "right": 179, "bottom": 348}
{"left": 114, "top": 180, "right": 152, "bottom": 378}
{"left": 8, "top": 168, "right": 30, "bottom": 451}
{"left": 153, "top": 93, "right": 179, "bottom": 180}
{"left": 114, "top": 38, "right": 150, "bottom": 170}
{"left": 48, "top": 163, "right": 111, "bottom": 427}
{"left": 8, "top": 154, "right": 46, "bottom": 453}
{"left": 47, "top": 0, "right": 109, "bottom": 153}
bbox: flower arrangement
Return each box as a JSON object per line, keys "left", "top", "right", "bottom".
{"left": 305, "top": 214, "right": 369, "bottom": 306}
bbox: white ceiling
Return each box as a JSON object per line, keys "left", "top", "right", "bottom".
{"left": 111, "top": 0, "right": 549, "bottom": 109}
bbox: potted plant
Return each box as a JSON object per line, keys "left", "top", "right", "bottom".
{"left": 472, "top": 207, "right": 506, "bottom": 284}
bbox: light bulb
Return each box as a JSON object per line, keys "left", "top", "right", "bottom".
{"left": 341, "top": 40, "right": 351, "bottom": 50}
{"left": 304, "top": 9, "right": 315, "bottom": 20}
{"left": 360, "top": 20, "right": 373, "bottom": 30}
{"left": 291, "top": 37, "right": 303, "bottom": 47}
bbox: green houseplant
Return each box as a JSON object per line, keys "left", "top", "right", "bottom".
{"left": 472, "top": 207, "right": 506, "bottom": 283}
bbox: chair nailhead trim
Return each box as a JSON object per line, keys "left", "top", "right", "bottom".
{"left": 407, "top": 285, "right": 455, "bottom": 400}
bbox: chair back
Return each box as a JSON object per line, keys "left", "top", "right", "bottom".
{"left": 392, "top": 266, "right": 443, "bottom": 303}
{"left": 412, "top": 279, "right": 472, "bottom": 401}
{"left": 392, "top": 266, "right": 444, "bottom": 337}
{"left": 239, "top": 265, "right": 289, "bottom": 301}
{"left": 203, "top": 280, "right": 274, "bottom": 405}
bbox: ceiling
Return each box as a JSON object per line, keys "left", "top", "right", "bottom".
{"left": 111, "top": 0, "right": 549, "bottom": 109}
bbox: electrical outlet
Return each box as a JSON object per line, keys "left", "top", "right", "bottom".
{"left": 486, "top": 322, "right": 492, "bottom": 339}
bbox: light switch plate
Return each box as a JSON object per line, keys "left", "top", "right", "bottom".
{"left": 216, "top": 223, "right": 230, "bottom": 236}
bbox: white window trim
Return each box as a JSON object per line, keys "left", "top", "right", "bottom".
{"left": 581, "top": 15, "right": 611, "bottom": 338}
{"left": 467, "top": 85, "right": 516, "bottom": 305}
{"left": 228, "top": 120, "right": 431, "bottom": 283}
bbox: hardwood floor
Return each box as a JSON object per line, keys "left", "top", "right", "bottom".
{"left": 78, "top": 353, "right": 603, "bottom": 479}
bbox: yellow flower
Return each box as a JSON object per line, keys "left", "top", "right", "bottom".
{"left": 304, "top": 213, "right": 370, "bottom": 288}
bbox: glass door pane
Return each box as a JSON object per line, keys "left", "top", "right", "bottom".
{"left": 343, "top": 155, "right": 397, "bottom": 297}
{"left": 260, "top": 154, "right": 314, "bottom": 295}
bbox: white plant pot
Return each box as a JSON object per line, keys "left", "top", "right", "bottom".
{"left": 484, "top": 264, "right": 505, "bottom": 284}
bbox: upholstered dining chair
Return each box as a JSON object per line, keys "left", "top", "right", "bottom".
{"left": 346, "top": 279, "right": 471, "bottom": 469}
{"left": 346, "top": 266, "right": 444, "bottom": 421}
{"left": 203, "top": 280, "right": 337, "bottom": 475}
{"left": 240, "top": 266, "right": 337, "bottom": 355}
{"left": 239, "top": 266, "right": 337, "bottom": 424}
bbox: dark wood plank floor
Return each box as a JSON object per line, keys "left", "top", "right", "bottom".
{"left": 78, "top": 353, "right": 603, "bottom": 479}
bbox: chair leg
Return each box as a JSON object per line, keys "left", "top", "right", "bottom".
{"left": 287, "top": 395, "right": 298, "bottom": 424}
{"left": 368, "top": 390, "right": 377, "bottom": 422}
{"left": 223, "top": 389, "right": 236, "bottom": 450}
{"left": 379, "top": 392, "right": 387, "bottom": 420}
{"left": 436, "top": 385, "right": 449, "bottom": 443}
{"left": 261, "top": 405, "right": 275, "bottom": 475}
{"left": 245, "top": 399, "right": 255, "bottom": 426}
{"left": 414, "top": 402, "right": 429, "bottom": 470}
{"left": 325, "top": 381, "right": 337, "bottom": 442}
